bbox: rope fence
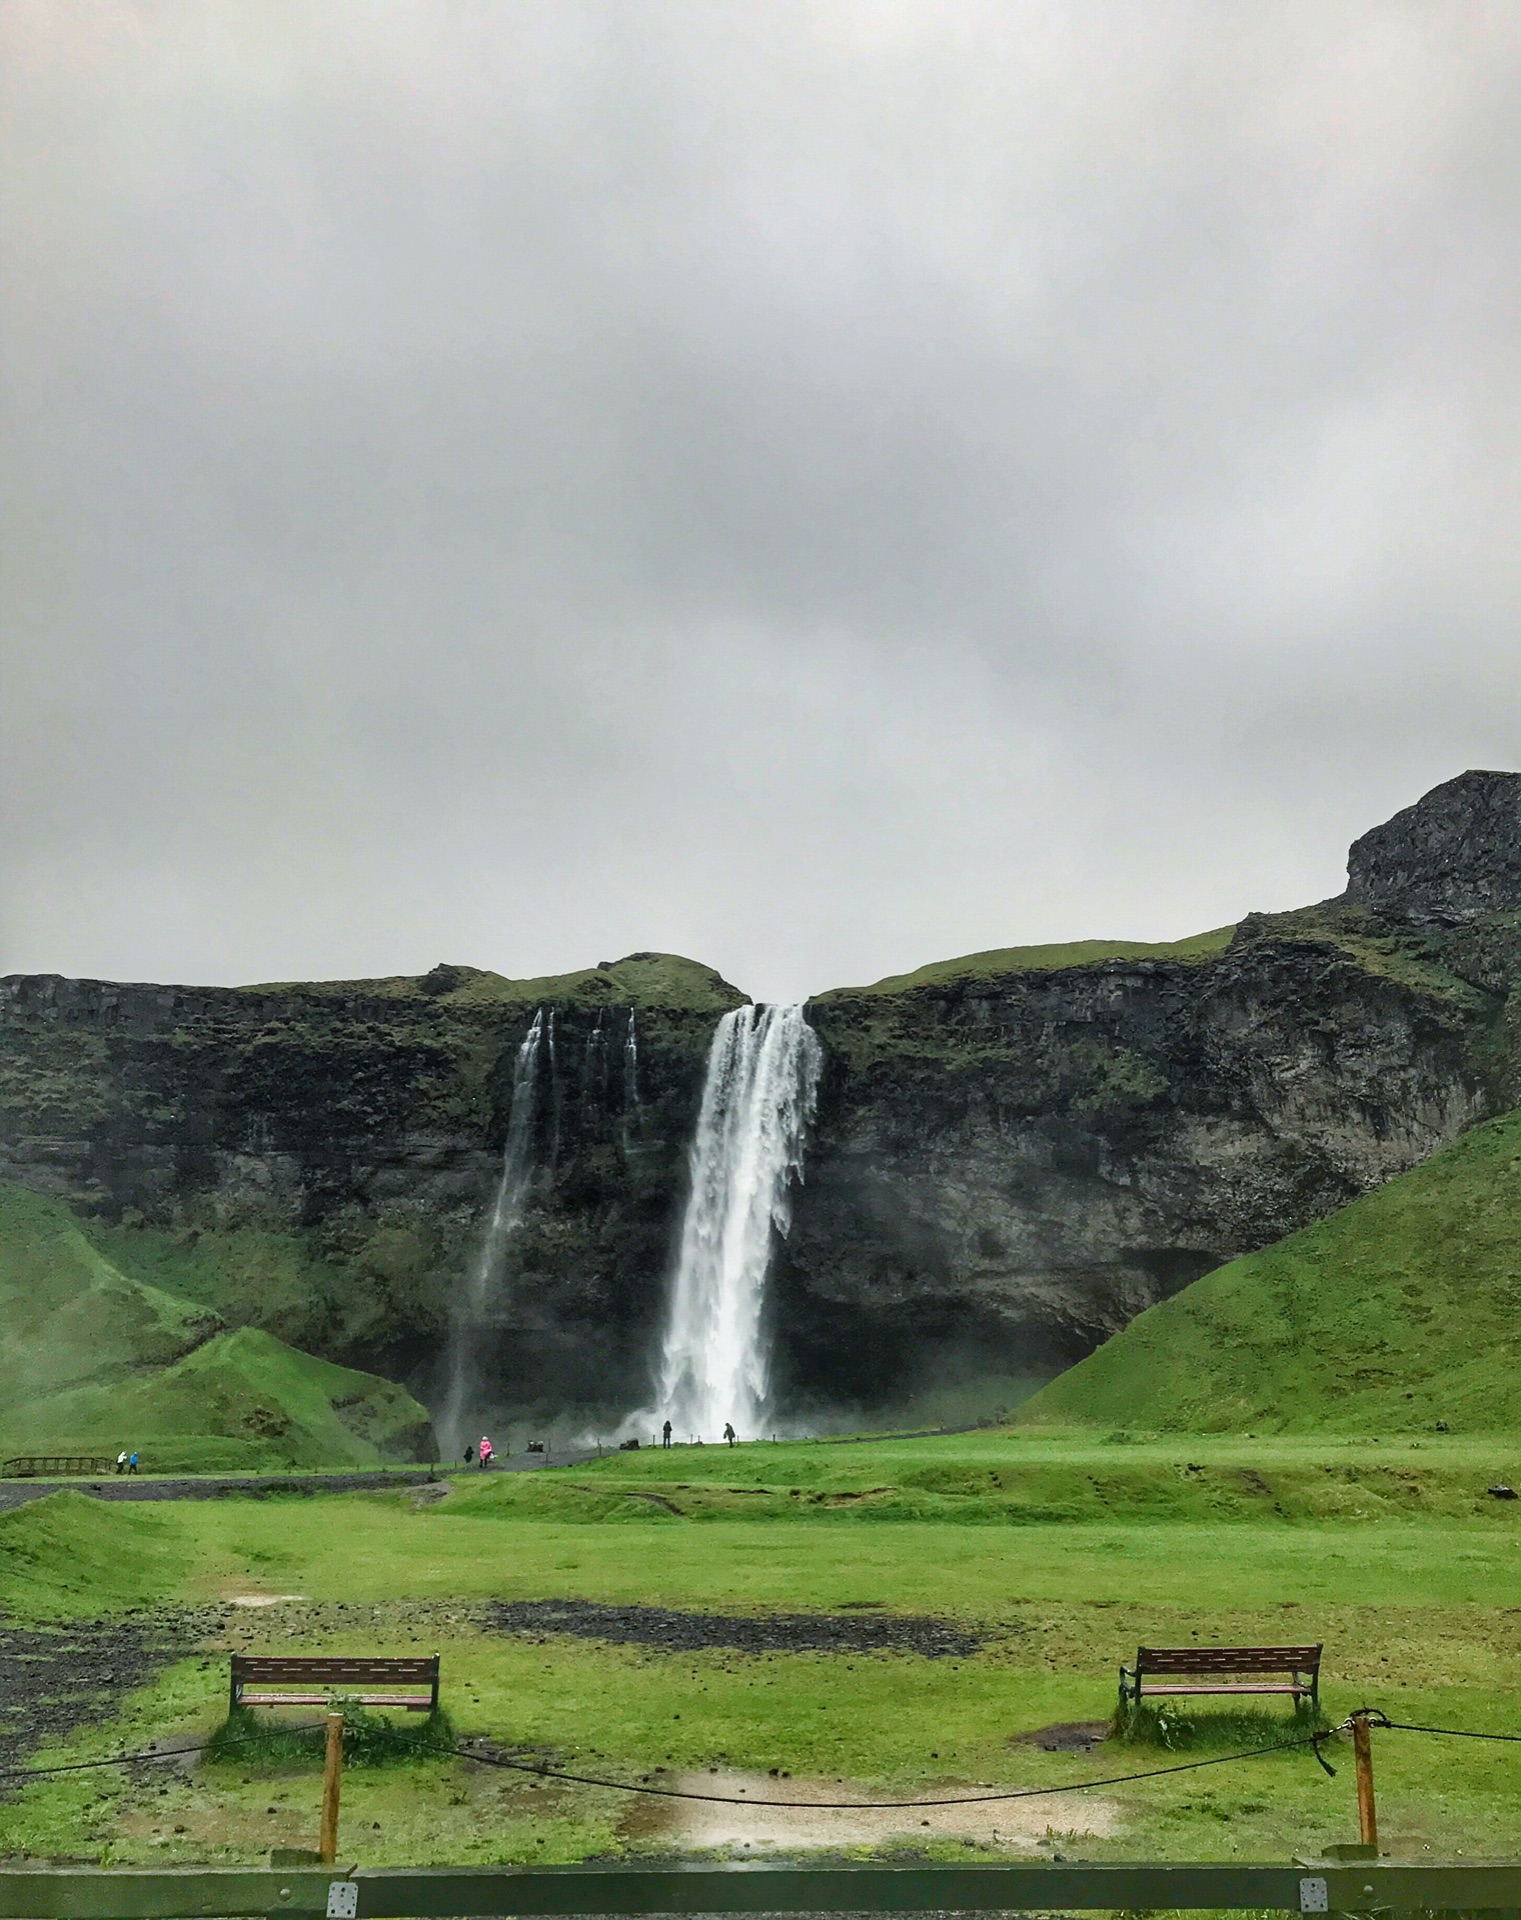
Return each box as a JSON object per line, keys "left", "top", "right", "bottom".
{"left": 14, "top": 1708, "right": 1517, "bottom": 1807}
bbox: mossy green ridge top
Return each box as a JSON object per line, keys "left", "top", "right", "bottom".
{"left": 244, "top": 951, "right": 746, "bottom": 1013}
{"left": 1018, "top": 1103, "right": 1521, "bottom": 1433}
{"left": 0, "top": 1183, "right": 432, "bottom": 1470}
{"left": 816, "top": 926, "right": 1237, "bottom": 999}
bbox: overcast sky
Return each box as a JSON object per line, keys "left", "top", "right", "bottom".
{"left": 3, "top": 2, "right": 1520, "bottom": 1001}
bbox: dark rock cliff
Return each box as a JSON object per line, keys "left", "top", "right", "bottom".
{"left": 0, "top": 955, "right": 744, "bottom": 1419}
{"left": 4, "top": 774, "right": 1521, "bottom": 1424}
{"left": 1344, "top": 770, "right": 1521, "bottom": 920}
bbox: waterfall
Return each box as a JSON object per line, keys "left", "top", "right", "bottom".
{"left": 547, "top": 1008, "right": 562, "bottom": 1170}
{"left": 622, "top": 1009, "right": 642, "bottom": 1149}
{"left": 650, "top": 1004, "right": 822, "bottom": 1440}
{"left": 439, "top": 1008, "right": 546, "bottom": 1449}
{"left": 583, "top": 1012, "right": 609, "bottom": 1122}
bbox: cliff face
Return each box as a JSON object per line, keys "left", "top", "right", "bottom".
{"left": 5, "top": 774, "right": 1521, "bottom": 1424}
{"left": 784, "top": 917, "right": 1512, "bottom": 1407}
{"left": 0, "top": 956, "right": 744, "bottom": 1417}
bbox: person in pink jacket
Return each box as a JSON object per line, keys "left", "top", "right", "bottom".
{"left": 478, "top": 1435, "right": 494, "bottom": 1469}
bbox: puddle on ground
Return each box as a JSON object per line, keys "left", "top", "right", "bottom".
{"left": 225, "top": 1594, "right": 306, "bottom": 1608}
{"left": 618, "top": 1768, "right": 1119, "bottom": 1853}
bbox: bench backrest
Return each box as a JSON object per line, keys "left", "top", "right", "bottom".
{"left": 232, "top": 1656, "right": 439, "bottom": 1686}
{"left": 1136, "top": 1644, "right": 1321, "bottom": 1676}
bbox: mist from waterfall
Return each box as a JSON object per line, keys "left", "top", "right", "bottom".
{"left": 650, "top": 1003, "right": 822, "bottom": 1439}
{"left": 439, "top": 1007, "right": 546, "bottom": 1450}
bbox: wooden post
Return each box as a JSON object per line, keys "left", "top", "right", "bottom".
{"left": 1351, "top": 1711, "right": 1378, "bottom": 1850}
{"left": 319, "top": 1712, "right": 344, "bottom": 1866}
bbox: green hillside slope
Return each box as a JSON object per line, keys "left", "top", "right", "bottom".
{"left": 817, "top": 926, "right": 1237, "bottom": 999}
{"left": 0, "top": 1184, "right": 433, "bottom": 1470}
{"left": 1019, "top": 1106, "right": 1521, "bottom": 1433}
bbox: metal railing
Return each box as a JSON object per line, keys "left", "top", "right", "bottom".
{"left": 1, "top": 1455, "right": 116, "bottom": 1478}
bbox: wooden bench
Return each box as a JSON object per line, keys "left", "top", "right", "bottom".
{"left": 229, "top": 1656, "right": 440, "bottom": 1715}
{"left": 1119, "top": 1644, "right": 1321, "bottom": 1714}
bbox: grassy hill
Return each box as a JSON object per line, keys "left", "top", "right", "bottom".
{"left": 815, "top": 926, "right": 1237, "bottom": 999}
{"left": 246, "top": 950, "right": 746, "bottom": 1013}
{"left": 0, "top": 1183, "right": 433, "bottom": 1471}
{"left": 1018, "top": 1104, "right": 1521, "bottom": 1433}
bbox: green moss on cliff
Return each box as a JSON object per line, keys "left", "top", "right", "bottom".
{"left": 245, "top": 951, "right": 746, "bottom": 1014}
{"left": 1228, "top": 907, "right": 1490, "bottom": 1010}
{"left": 0, "top": 1026, "right": 114, "bottom": 1131}
{"left": 817, "top": 927, "right": 1237, "bottom": 1000}
{"left": 0, "top": 1183, "right": 218, "bottom": 1399}
{"left": 0, "top": 1183, "right": 434, "bottom": 1469}
{"left": 87, "top": 1203, "right": 456, "bottom": 1374}
{"left": 1018, "top": 1104, "right": 1521, "bottom": 1433}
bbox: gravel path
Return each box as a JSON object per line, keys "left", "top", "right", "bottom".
{"left": 0, "top": 1453, "right": 607, "bottom": 1514}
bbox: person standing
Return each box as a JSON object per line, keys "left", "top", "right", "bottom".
{"left": 116, "top": 1451, "right": 128, "bottom": 1475}
{"left": 723, "top": 1423, "right": 736, "bottom": 1447}
{"left": 479, "top": 1435, "right": 494, "bottom": 1469}
{"left": 127, "top": 1451, "right": 139, "bottom": 1475}
{"left": 463, "top": 1443, "right": 474, "bottom": 1466}
{"left": 661, "top": 1420, "right": 672, "bottom": 1449}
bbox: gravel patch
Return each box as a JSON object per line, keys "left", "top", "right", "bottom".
{"left": 1016, "top": 1721, "right": 1109, "bottom": 1754}
{"left": 0, "top": 1612, "right": 204, "bottom": 1790}
{"left": 487, "top": 1599, "right": 983, "bottom": 1658}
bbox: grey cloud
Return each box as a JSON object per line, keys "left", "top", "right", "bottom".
{"left": 3, "top": 1, "right": 1520, "bottom": 997}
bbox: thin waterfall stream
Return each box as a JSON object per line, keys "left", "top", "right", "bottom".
{"left": 646, "top": 1003, "right": 822, "bottom": 1440}
{"left": 439, "top": 1007, "right": 546, "bottom": 1451}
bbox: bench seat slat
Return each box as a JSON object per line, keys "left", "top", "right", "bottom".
{"left": 239, "top": 1691, "right": 434, "bottom": 1709}
{"left": 1138, "top": 1682, "right": 1312, "bottom": 1696}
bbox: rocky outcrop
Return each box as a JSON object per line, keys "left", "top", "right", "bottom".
{"left": 4, "top": 776, "right": 1521, "bottom": 1424}
{"left": 1344, "top": 770, "right": 1521, "bottom": 920}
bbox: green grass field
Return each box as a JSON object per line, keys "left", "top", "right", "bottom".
{"left": 2, "top": 1429, "right": 1519, "bottom": 1869}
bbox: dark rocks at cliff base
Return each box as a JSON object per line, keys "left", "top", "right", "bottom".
{"left": 1344, "top": 770, "right": 1521, "bottom": 920}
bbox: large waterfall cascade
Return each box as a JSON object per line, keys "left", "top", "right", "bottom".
{"left": 440, "top": 1007, "right": 547, "bottom": 1446}
{"left": 650, "top": 1003, "right": 823, "bottom": 1439}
